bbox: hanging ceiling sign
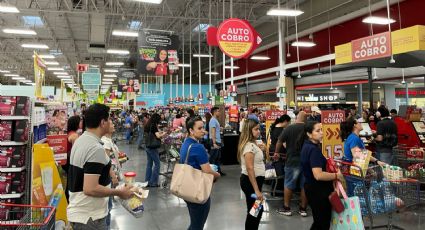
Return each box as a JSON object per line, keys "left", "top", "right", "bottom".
{"left": 351, "top": 32, "right": 392, "bottom": 62}
{"left": 297, "top": 93, "right": 340, "bottom": 102}
{"left": 207, "top": 18, "right": 262, "bottom": 59}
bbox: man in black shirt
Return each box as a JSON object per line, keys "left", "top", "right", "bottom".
{"left": 374, "top": 106, "right": 398, "bottom": 164}
{"left": 276, "top": 111, "right": 308, "bottom": 217}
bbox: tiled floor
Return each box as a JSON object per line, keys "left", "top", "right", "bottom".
{"left": 109, "top": 142, "right": 425, "bottom": 230}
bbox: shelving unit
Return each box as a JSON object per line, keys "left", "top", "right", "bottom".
{"left": 0, "top": 166, "right": 26, "bottom": 173}
{"left": 0, "top": 116, "right": 30, "bottom": 120}
{"left": 0, "top": 141, "right": 28, "bottom": 146}
{"left": 0, "top": 193, "right": 24, "bottom": 199}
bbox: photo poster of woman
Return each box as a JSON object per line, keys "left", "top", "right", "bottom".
{"left": 137, "top": 31, "right": 180, "bottom": 77}
{"left": 117, "top": 70, "right": 141, "bottom": 94}
{"left": 45, "top": 105, "right": 68, "bottom": 135}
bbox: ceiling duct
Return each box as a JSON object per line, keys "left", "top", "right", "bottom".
{"left": 88, "top": 13, "right": 106, "bottom": 54}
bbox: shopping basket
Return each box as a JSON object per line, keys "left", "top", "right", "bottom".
{"left": 0, "top": 203, "right": 55, "bottom": 230}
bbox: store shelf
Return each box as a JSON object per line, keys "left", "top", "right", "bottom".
{"left": 35, "top": 138, "right": 47, "bottom": 144}
{"left": 0, "top": 141, "right": 28, "bottom": 146}
{"left": 33, "top": 121, "right": 47, "bottom": 126}
{"left": 0, "top": 166, "right": 26, "bottom": 173}
{"left": 0, "top": 193, "right": 24, "bottom": 199}
{"left": 0, "top": 116, "right": 30, "bottom": 120}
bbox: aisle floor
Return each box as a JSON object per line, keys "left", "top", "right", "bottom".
{"left": 110, "top": 142, "right": 424, "bottom": 230}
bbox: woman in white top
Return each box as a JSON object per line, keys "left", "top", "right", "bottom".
{"left": 238, "top": 118, "right": 266, "bottom": 230}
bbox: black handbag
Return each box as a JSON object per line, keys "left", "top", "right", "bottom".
{"left": 145, "top": 124, "right": 161, "bottom": 149}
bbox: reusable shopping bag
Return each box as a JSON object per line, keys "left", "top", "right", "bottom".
{"left": 170, "top": 144, "right": 214, "bottom": 204}
{"left": 265, "top": 162, "right": 277, "bottom": 179}
{"left": 329, "top": 181, "right": 347, "bottom": 213}
{"left": 330, "top": 194, "right": 365, "bottom": 230}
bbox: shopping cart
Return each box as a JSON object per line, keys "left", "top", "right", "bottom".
{"left": 0, "top": 203, "right": 55, "bottom": 230}
{"left": 336, "top": 161, "right": 421, "bottom": 230}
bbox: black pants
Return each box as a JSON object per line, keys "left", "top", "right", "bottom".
{"left": 304, "top": 182, "right": 334, "bottom": 230}
{"left": 240, "top": 174, "right": 265, "bottom": 230}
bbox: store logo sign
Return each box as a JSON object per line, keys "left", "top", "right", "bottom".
{"left": 351, "top": 32, "right": 392, "bottom": 62}
{"left": 297, "top": 93, "right": 339, "bottom": 102}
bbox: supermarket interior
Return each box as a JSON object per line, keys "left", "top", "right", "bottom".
{"left": 1, "top": 0, "right": 425, "bottom": 229}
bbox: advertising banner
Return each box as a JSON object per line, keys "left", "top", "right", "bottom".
{"left": 351, "top": 32, "right": 391, "bottom": 62}
{"left": 33, "top": 52, "right": 46, "bottom": 98}
{"left": 264, "top": 110, "right": 286, "bottom": 137}
{"left": 82, "top": 72, "right": 101, "bottom": 85}
{"left": 46, "top": 135, "right": 68, "bottom": 165}
{"left": 229, "top": 105, "right": 239, "bottom": 122}
{"left": 137, "top": 31, "right": 179, "bottom": 76}
{"left": 297, "top": 93, "right": 339, "bottom": 102}
{"left": 136, "top": 94, "right": 166, "bottom": 108}
{"left": 321, "top": 110, "right": 346, "bottom": 158}
{"left": 118, "top": 69, "right": 140, "bottom": 93}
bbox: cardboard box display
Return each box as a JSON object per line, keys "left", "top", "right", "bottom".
{"left": 0, "top": 97, "right": 16, "bottom": 116}
{"left": 14, "top": 97, "right": 30, "bottom": 116}
{"left": 0, "top": 146, "right": 26, "bottom": 167}
{"left": 0, "top": 121, "right": 13, "bottom": 141}
{"left": 13, "top": 120, "right": 29, "bottom": 142}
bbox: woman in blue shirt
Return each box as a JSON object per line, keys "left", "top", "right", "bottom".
{"left": 300, "top": 121, "right": 344, "bottom": 230}
{"left": 180, "top": 116, "right": 220, "bottom": 230}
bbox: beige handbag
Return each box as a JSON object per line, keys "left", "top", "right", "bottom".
{"left": 170, "top": 144, "right": 214, "bottom": 204}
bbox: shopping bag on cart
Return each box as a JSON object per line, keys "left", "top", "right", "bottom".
{"left": 330, "top": 195, "right": 365, "bottom": 230}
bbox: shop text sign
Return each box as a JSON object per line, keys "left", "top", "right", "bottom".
{"left": 395, "top": 88, "right": 425, "bottom": 97}
{"left": 207, "top": 18, "right": 261, "bottom": 58}
{"left": 297, "top": 93, "right": 339, "bottom": 102}
{"left": 351, "top": 32, "right": 391, "bottom": 62}
{"left": 321, "top": 110, "right": 346, "bottom": 158}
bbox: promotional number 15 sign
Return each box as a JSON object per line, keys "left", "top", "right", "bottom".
{"left": 321, "top": 110, "right": 346, "bottom": 158}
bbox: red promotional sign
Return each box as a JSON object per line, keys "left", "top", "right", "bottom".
{"left": 321, "top": 110, "right": 346, "bottom": 158}
{"left": 321, "top": 110, "right": 346, "bottom": 124}
{"left": 77, "top": 64, "right": 89, "bottom": 72}
{"left": 351, "top": 32, "right": 391, "bottom": 62}
{"left": 207, "top": 18, "right": 261, "bottom": 58}
{"left": 265, "top": 110, "right": 286, "bottom": 122}
{"left": 47, "top": 134, "right": 68, "bottom": 165}
{"left": 229, "top": 105, "right": 239, "bottom": 122}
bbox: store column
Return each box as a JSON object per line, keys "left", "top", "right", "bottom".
{"left": 384, "top": 85, "right": 397, "bottom": 110}
{"left": 357, "top": 84, "right": 363, "bottom": 116}
{"left": 277, "top": 0, "right": 286, "bottom": 110}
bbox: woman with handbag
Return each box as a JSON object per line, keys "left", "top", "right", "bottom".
{"left": 179, "top": 116, "right": 220, "bottom": 230}
{"left": 238, "top": 118, "right": 266, "bottom": 230}
{"left": 300, "top": 121, "right": 344, "bottom": 230}
{"left": 144, "top": 113, "right": 167, "bottom": 187}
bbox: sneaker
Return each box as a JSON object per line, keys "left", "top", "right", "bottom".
{"left": 298, "top": 207, "right": 308, "bottom": 217}
{"left": 277, "top": 206, "right": 292, "bottom": 216}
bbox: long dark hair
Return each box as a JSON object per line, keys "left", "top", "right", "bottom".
{"left": 270, "top": 114, "right": 291, "bottom": 134}
{"left": 67, "top": 116, "right": 81, "bottom": 132}
{"left": 296, "top": 121, "right": 320, "bottom": 153}
{"left": 340, "top": 117, "right": 357, "bottom": 141}
{"left": 145, "top": 113, "right": 161, "bottom": 132}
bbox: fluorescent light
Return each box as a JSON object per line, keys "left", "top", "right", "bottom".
{"left": 45, "top": 61, "right": 60, "bottom": 65}
{"left": 267, "top": 8, "right": 304, "bottom": 17}
{"left": 62, "top": 79, "right": 74, "bottom": 82}
{"left": 205, "top": 71, "right": 219, "bottom": 75}
{"left": 29, "top": 83, "right": 36, "bottom": 86}
{"left": 21, "top": 43, "right": 49, "bottom": 49}
{"left": 193, "top": 54, "right": 213, "bottom": 58}
{"left": 112, "top": 30, "right": 138, "bottom": 37}
{"left": 102, "top": 78, "right": 115, "bottom": 82}
{"left": 362, "top": 16, "right": 395, "bottom": 25}
{"left": 132, "top": 0, "right": 163, "bottom": 4}
{"left": 57, "top": 75, "right": 71, "bottom": 79}
{"left": 21, "top": 80, "right": 32, "bottom": 83}
{"left": 105, "top": 62, "right": 124, "bottom": 66}
{"left": 104, "top": 69, "right": 119, "bottom": 73}
{"left": 107, "top": 49, "right": 130, "bottom": 55}
{"left": 47, "top": 67, "right": 63, "bottom": 71}
{"left": 12, "top": 77, "right": 26, "bottom": 80}
{"left": 250, "top": 55, "right": 270, "bottom": 60}
{"left": 3, "top": 28, "right": 36, "bottom": 35}
{"left": 33, "top": 54, "right": 55, "bottom": 59}
{"left": 0, "top": 70, "right": 11, "bottom": 73}
{"left": 91, "top": 65, "right": 99, "bottom": 68}
{"left": 4, "top": 74, "right": 19, "bottom": 77}
{"left": 224, "top": 66, "right": 239, "bottom": 69}
{"left": 53, "top": 72, "right": 69, "bottom": 75}
{"left": 291, "top": 41, "right": 316, "bottom": 47}
{"left": 102, "top": 82, "right": 113, "bottom": 85}
{"left": 178, "top": 64, "right": 191, "bottom": 68}
{"left": 103, "top": 74, "right": 117, "bottom": 78}
{"left": 0, "top": 4, "right": 20, "bottom": 13}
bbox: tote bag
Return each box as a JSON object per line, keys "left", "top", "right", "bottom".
{"left": 330, "top": 194, "right": 365, "bottom": 230}
{"left": 170, "top": 144, "right": 214, "bottom": 204}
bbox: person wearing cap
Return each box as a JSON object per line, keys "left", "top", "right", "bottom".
{"left": 308, "top": 106, "right": 321, "bottom": 122}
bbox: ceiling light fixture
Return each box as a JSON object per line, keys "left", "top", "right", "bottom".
{"left": 103, "top": 74, "right": 117, "bottom": 78}
{"left": 44, "top": 61, "right": 60, "bottom": 66}
{"left": 112, "top": 30, "right": 138, "bottom": 37}
{"left": 410, "top": 82, "right": 414, "bottom": 85}
{"left": 105, "top": 62, "right": 124, "bottom": 66}
{"left": 291, "top": 41, "right": 316, "bottom": 47}
{"left": 205, "top": 71, "right": 219, "bottom": 75}
{"left": 104, "top": 69, "right": 119, "bottom": 73}
{"left": 106, "top": 49, "right": 130, "bottom": 55}
{"left": 47, "top": 67, "right": 63, "bottom": 71}
{"left": 178, "top": 64, "right": 191, "bottom": 68}
{"left": 0, "top": 70, "right": 11, "bottom": 73}
{"left": 12, "top": 77, "right": 26, "bottom": 80}
{"left": 267, "top": 8, "right": 304, "bottom": 17}
{"left": 102, "top": 82, "right": 113, "bottom": 85}
{"left": 193, "top": 54, "right": 213, "bottom": 58}
{"left": 224, "top": 66, "right": 239, "bottom": 69}
{"left": 362, "top": 16, "right": 395, "bottom": 25}
{"left": 0, "top": 3, "right": 20, "bottom": 13}
{"left": 57, "top": 76, "right": 71, "bottom": 79}
{"left": 132, "top": 0, "right": 163, "bottom": 4}
{"left": 33, "top": 54, "right": 55, "bottom": 59}
{"left": 3, "top": 28, "right": 36, "bottom": 35}
{"left": 4, "top": 74, "right": 19, "bottom": 77}
{"left": 62, "top": 79, "right": 74, "bottom": 82}
{"left": 102, "top": 78, "right": 114, "bottom": 82}
{"left": 20, "top": 80, "right": 32, "bottom": 83}
{"left": 53, "top": 72, "right": 69, "bottom": 75}
{"left": 21, "top": 43, "right": 49, "bottom": 49}
{"left": 250, "top": 55, "right": 270, "bottom": 60}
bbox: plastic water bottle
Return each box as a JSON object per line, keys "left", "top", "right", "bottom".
{"left": 210, "top": 164, "right": 218, "bottom": 172}
{"left": 249, "top": 193, "right": 263, "bottom": 218}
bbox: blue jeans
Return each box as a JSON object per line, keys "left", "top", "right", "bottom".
{"left": 137, "top": 126, "right": 144, "bottom": 147}
{"left": 209, "top": 145, "right": 222, "bottom": 172}
{"left": 185, "top": 198, "right": 211, "bottom": 230}
{"left": 376, "top": 152, "right": 393, "bottom": 165}
{"left": 106, "top": 196, "right": 113, "bottom": 229}
{"left": 284, "top": 166, "right": 305, "bottom": 190}
{"left": 145, "top": 148, "right": 160, "bottom": 186}
{"left": 126, "top": 128, "right": 132, "bottom": 141}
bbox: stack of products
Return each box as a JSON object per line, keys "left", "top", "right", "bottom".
{"left": 0, "top": 96, "right": 31, "bottom": 116}
{"left": 406, "top": 148, "right": 424, "bottom": 160}
{"left": 382, "top": 165, "right": 405, "bottom": 180}
{"left": 350, "top": 148, "right": 372, "bottom": 177}
{"left": 405, "top": 163, "right": 425, "bottom": 180}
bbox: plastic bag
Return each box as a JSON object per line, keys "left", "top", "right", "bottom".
{"left": 117, "top": 183, "right": 149, "bottom": 218}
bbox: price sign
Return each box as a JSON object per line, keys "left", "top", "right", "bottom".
{"left": 321, "top": 110, "right": 346, "bottom": 158}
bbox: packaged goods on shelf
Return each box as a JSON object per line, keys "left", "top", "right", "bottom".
{"left": 0, "top": 171, "right": 26, "bottom": 194}
{"left": 0, "top": 196, "right": 26, "bottom": 221}
{"left": 0, "top": 121, "right": 12, "bottom": 141}
{"left": 382, "top": 165, "right": 405, "bottom": 180}
{"left": 406, "top": 148, "right": 424, "bottom": 160}
{"left": 0, "top": 96, "right": 30, "bottom": 116}
{"left": 0, "top": 146, "right": 26, "bottom": 168}
{"left": 14, "top": 97, "right": 30, "bottom": 116}
{"left": 13, "top": 120, "right": 29, "bottom": 142}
